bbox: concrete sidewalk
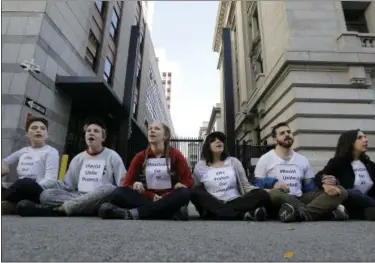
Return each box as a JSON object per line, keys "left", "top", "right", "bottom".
{"left": 2, "top": 216, "right": 375, "bottom": 262}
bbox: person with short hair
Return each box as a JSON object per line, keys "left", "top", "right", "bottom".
{"left": 1, "top": 117, "right": 59, "bottom": 214}
{"left": 98, "top": 122, "right": 193, "bottom": 221}
{"left": 190, "top": 131, "right": 271, "bottom": 221}
{"left": 253, "top": 122, "right": 348, "bottom": 222}
{"left": 17, "top": 119, "right": 126, "bottom": 217}
{"left": 315, "top": 129, "right": 375, "bottom": 220}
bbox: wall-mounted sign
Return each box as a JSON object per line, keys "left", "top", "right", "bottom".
{"left": 24, "top": 97, "right": 46, "bottom": 115}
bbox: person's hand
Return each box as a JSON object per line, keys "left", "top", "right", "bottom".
{"left": 153, "top": 194, "right": 162, "bottom": 202}
{"left": 273, "top": 182, "right": 289, "bottom": 192}
{"left": 322, "top": 175, "right": 336, "bottom": 185}
{"left": 133, "top": 182, "right": 145, "bottom": 194}
{"left": 174, "top": 182, "right": 187, "bottom": 189}
{"left": 323, "top": 184, "right": 341, "bottom": 196}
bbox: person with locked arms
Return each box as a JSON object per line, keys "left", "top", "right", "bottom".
{"left": 253, "top": 122, "right": 349, "bottom": 222}
{"left": 98, "top": 122, "right": 193, "bottom": 221}
{"left": 2, "top": 117, "right": 59, "bottom": 215}
{"left": 315, "top": 129, "right": 375, "bottom": 221}
{"left": 16, "top": 119, "right": 126, "bottom": 217}
{"left": 190, "top": 131, "right": 272, "bottom": 221}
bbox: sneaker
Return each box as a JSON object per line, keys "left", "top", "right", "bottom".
{"left": 98, "top": 203, "right": 133, "bottom": 220}
{"left": 332, "top": 204, "right": 349, "bottom": 221}
{"left": 172, "top": 205, "right": 189, "bottom": 221}
{"left": 1, "top": 201, "right": 16, "bottom": 215}
{"left": 279, "top": 203, "right": 299, "bottom": 223}
{"left": 16, "top": 200, "right": 58, "bottom": 217}
{"left": 244, "top": 206, "right": 268, "bottom": 221}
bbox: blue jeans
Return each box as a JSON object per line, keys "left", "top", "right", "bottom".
{"left": 346, "top": 189, "right": 375, "bottom": 207}
{"left": 345, "top": 189, "right": 375, "bottom": 219}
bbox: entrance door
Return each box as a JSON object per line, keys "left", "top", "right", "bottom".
{"left": 63, "top": 107, "right": 120, "bottom": 164}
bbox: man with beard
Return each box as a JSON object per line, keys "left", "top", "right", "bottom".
{"left": 253, "top": 122, "right": 349, "bottom": 222}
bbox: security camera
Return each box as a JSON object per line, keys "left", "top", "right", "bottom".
{"left": 20, "top": 59, "right": 41, "bottom": 74}
{"left": 20, "top": 61, "right": 29, "bottom": 69}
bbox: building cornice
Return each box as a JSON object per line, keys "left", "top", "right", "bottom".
{"left": 207, "top": 105, "right": 221, "bottom": 132}
{"left": 212, "top": 1, "right": 230, "bottom": 53}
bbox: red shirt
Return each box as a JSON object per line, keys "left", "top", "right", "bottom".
{"left": 123, "top": 147, "right": 193, "bottom": 200}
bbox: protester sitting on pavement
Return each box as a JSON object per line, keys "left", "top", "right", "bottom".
{"left": 16, "top": 119, "right": 126, "bottom": 217}
{"left": 98, "top": 122, "right": 193, "bottom": 221}
{"left": 315, "top": 129, "right": 375, "bottom": 221}
{"left": 253, "top": 122, "right": 349, "bottom": 222}
{"left": 190, "top": 131, "right": 271, "bottom": 221}
{"left": 1, "top": 117, "right": 59, "bottom": 215}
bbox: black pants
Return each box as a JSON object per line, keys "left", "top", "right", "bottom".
{"left": 190, "top": 186, "right": 271, "bottom": 220}
{"left": 110, "top": 187, "right": 191, "bottom": 219}
{"left": 344, "top": 189, "right": 375, "bottom": 220}
{"left": 2, "top": 178, "right": 43, "bottom": 204}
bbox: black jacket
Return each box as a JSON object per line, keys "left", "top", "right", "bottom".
{"left": 314, "top": 156, "right": 375, "bottom": 198}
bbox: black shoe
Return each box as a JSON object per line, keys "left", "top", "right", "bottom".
{"left": 98, "top": 203, "right": 133, "bottom": 219}
{"left": 364, "top": 207, "right": 375, "bottom": 221}
{"left": 244, "top": 206, "right": 268, "bottom": 221}
{"left": 279, "top": 203, "right": 299, "bottom": 223}
{"left": 332, "top": 204, "right": 349, "bottom": 221}
{"left": 172, "top": 205, "right": 189, "bottom": 221}
{"left": 16, "top": 200, "right": 58, "bottom": 217}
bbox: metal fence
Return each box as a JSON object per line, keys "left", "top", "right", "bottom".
{"left": 126, "top": 134, "right": 273, "bottom": 179}
{"left": 170, "top": 137, "right": 204, "bottom": 172}
{"left": 236, "top": 141, "right": 274, "bottom": 181}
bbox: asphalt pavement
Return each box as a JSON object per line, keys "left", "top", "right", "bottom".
{"left": 2, "top": 206, "right": 375, "bottom": 262}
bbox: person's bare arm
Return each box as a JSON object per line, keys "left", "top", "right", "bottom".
{"left": 2, "top": 160, "right": 10, "bottom": 176}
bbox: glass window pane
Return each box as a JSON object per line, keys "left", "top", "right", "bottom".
{"left": 104, "top": 58, "right": 112, "bottom": 76}
{"left": 95, "top": 0, "right": 102, "bottom": 11}
{"left": 111, "top": 9, "right": 119, "bottom": 26}
{"left": 109, "top": 25, "right": 115, "bottom": 38}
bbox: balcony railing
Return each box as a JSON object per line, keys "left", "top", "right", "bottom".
{"left": 359, "top": 33, "right": 375, "bottom": 48}
{"left": 337, "top": 31, "right": 375, "bottom": 51}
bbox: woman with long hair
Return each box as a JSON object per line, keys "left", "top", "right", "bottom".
{"left": 98, "top": 122, "right": 193, "bottom": 220}
{"left": 315, "top": 129, "right": 375, "bottom": 220}
{"left": 190, "top": 131, "right": 271, "bottom": 221}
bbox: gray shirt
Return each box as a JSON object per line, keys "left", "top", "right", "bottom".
{"left": 61, "top": 148, "right": 126, "bottom": 193}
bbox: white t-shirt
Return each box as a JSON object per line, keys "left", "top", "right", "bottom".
{"left": 351, "top": 160, "right": 374, "bottom": 194}
{"left": 194, "top": 158, "right": 241, "bottom": 202}
{"left": 254, "top": 150, "right": 315, "bottom": 197}
{"left": 62, "top": 148, "right": 126, "bottom": 193}
{"left": 3, "top": 145, "right": 60, "bottom": 189}
{"left": 145, "top": 158, "right": 172, "bottom": 190}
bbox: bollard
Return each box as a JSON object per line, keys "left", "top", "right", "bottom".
{"left": 58, "top": 155, "right": 69, "bottom": 180}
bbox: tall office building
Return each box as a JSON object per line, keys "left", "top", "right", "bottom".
{"left": 213, "top": 1, "right": 375, "bottom": 169}
{"left": 1, "top": 1, "right": 174, "bottom": 182}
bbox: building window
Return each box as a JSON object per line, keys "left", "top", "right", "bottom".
{"left": 103, "top": 58, "right": 113, "bottom": 84}
{"left": 342, "top": 1, "right": 370, "bottom": 33}
{"left": 168, "top": 72, "right": 172, "bottom": 77}
{"left": 162, "top": 72, "right": 166, "bottom": 77}
{"left": 109, "top": 8, "right": 120, "bottom": 39}
{"left": 85, "top": 31, "right": 99, "bottom": 70}
{"left": 167, "top": 88, "right": 171, "bottom": 93}
{"left": 95, "top": 0, "right": 107, "bottom": 17}
{"left": 132, "top": 87, "right": 140, "bottom": 118}
{"left": 248, "top": 5, "right": 264, "bottom": 78}
{"left": 167, "top": 80, "right": 171, "bottom": 84}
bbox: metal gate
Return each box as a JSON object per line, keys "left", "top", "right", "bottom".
{"left": 170, "top": 137, "right": 204, "bottom": 172}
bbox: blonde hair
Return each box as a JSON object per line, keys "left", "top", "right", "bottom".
{"left": 139, "top": 123, "right": 175, "bottom": 184}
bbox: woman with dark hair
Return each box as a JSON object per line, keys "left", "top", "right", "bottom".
{"left": 315, "top": 129, "right": 375, "bottom": 220}
{"left": 191, "top": 131, "right": 271, "bottom": 221}
{"left": 98, "top": 122, "right": 193, "bottom": 220}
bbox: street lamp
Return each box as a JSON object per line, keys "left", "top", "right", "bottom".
{"left": 20, "top": 59, "right": 41, "bottom": 74}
